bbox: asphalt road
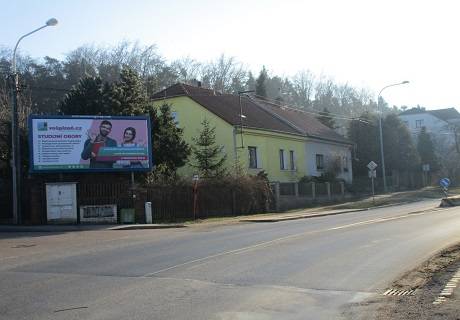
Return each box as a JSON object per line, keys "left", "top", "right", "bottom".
{"left": 1, "top": 200, "right": 460, "bottom": 320}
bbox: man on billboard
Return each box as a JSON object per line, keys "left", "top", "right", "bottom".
{"left": 81, "top": 120, "right": 117, "bottom": 168}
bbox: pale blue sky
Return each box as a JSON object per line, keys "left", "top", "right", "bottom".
{"left": 2, "top": 0, "right": 459, "bottom": 110}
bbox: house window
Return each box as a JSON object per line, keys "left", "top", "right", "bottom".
{"left": 248, "top": 146, "right": 258, "bottom": 169}
{"left": 416, "top": 119, "right": 423, "bottom": 128}
{"left": 342, "top": 156, "right": 348, "bottom": 172}
{"left": 316, "top": 154, "right": 324, "bottom": 170}
{"left": 289, "top": 150, "right": 296, "bottom": 170}
{"left": 172, "top": 112, "right": 179, "bottom": 126}
{"left": 280, "top": 149, "right": 286, "bottom": 170}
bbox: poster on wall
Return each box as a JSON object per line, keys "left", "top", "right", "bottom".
{"left": 29, "top": 115, "right": 152, "bottom": 172}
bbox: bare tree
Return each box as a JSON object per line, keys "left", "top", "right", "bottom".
{"left": 200, "top": 54, "right": 247, "bottom": 93}
{"left": 292, "top": 70, "right": 315, "bottom": 108}
{"left": 171, "top": 57, "right": 202, "bottom": 83}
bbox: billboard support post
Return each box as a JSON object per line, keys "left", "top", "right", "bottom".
{"left": 131, "top": 171, "right": 136, "bottom": 213}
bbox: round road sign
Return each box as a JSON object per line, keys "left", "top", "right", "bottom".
{"left": 440, "top": 178, "right": 451, "bottom": 189}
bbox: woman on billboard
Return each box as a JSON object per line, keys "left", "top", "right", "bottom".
{"left": 116, "top": 127, "right": 145, "bottom": 168}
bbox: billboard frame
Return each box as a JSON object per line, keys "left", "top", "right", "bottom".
{"left": 28, "top": 114, "right": 153, "bottom": 173}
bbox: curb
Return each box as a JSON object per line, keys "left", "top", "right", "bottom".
{"left": 240, "top": 209, "right": 366, "bottom": 223}
{"left": 0, "top": 225, "right": 115, "bottom": 233}
{"left": 239, "top": 201, "right": 417, "bottom": 223}
{"left": 108, "top": 224, "right": 186, "bottom": 230}
{"left": 0, "top": 224, "right": 186, "bottom": 233}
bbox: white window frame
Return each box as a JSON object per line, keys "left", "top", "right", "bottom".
{"left": 248, "top": 146, "right": 258, "bottom": 169}
{"left": 342, "top": 156, "right": 348, "bottom": 172}
{"left": 316, "top": 154, "right": 324, "bottom": 171}
{"left": 289, "top": 150, "right": 296, "bottom": 170}
{"left": 280, "top": 149, "right": 288, "bottom": 170}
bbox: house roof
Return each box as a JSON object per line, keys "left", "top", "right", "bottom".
{"left": 429, "top": 108, "right": 460, "bottom": 121}
{"left": 254, "top": 99, "right": 351, "bottom": 144}
{"left": 189, "top": 95, "right": 302, "bottom": 136}
{"left": 399, "top": 107, "right": 460, "bottom": 122}
{"left": 151, "top": 83, "right": 222, "bottom": 99}
{"left": 153, "top": 83, "right": 351, "bottom": 144}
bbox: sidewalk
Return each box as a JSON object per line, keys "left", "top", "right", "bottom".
{"left": 0, "top": 206, "right": 377, "bottom": 233}
{"left": 0, "top": 188, "right": 447, "bottom": 232}
{"left": 0, "top": 223, "right": 185, "bottom": 233}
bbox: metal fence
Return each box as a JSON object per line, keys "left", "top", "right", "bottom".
{"left": 0, "top": 179, "right": 12, "bottom": 222}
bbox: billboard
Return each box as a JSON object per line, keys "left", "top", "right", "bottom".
{"left": 29, "top": 115, "right": 152, "bottom": 172}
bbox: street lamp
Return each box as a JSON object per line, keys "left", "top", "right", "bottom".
{"left": 10, "top": 18, "right": 58, "bottom": 224}
{"left": 377, "top": 80, "right": 409, "bottom": 193}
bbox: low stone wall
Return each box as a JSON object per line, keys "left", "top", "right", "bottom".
{"left": 271, "top": 181, "right": 348, "bottom": 211}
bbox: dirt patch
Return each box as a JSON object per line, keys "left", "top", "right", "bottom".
{"left": 344, "top": 243, "right": 460, "bottom": 320}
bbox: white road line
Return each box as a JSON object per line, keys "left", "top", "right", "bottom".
{"left": 435, "top": 267, "right": 460, "bottom": 304}
{"left": 143, "top": 209, "right": 440, "bottom": 277}
{"left": 0, "top": 256, "right": 19, "bottom": 261}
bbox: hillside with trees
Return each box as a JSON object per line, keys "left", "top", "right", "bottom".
{"left": 0, "top": 41, "right": 449, "bottom": 184}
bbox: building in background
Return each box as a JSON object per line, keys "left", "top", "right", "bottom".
{"left": 152, "top": 83, "right": 353, "bottom": 183}
{"left": 398, "top": 107, "right": 460, "bottom": 146}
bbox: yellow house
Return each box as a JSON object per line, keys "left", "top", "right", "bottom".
{"left": 152, "top": 83, "right": 353, "bottom": 183}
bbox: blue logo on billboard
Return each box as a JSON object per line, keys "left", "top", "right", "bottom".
{"left": 37, "top": 122, "right": 48, "bottom": 131}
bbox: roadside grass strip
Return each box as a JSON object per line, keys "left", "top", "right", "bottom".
{"left": 433, "top": 268, "right": 460, "bottom": 305}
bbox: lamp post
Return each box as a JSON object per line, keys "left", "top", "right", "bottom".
{"left": 10, "top": 18, "right": 58, "bottom": 224}
{"left": 377, "top": 80, "right": 409, "bottom": 192}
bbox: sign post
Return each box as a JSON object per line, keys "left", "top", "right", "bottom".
{"left": 367, "top": 161, "right": 378, "bottom": 204}
{"left": 439, "top": 178, "right": 450, "bottom": 198}
{"left": 192, "top": 174, "right": 200, "bottom": 220}
{"left": 422, "top": 164, "right": 430, "bottom": 186}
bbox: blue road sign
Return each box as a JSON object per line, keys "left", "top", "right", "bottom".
{"left": 440, "top": 178, "right": 451, "bottom": 189}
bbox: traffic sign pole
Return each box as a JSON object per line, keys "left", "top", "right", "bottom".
{"left": 440, "top": 178, "right": 450, "bottom": 198}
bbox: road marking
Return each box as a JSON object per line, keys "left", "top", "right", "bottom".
{"left": 433, "top": 265, "right": 460, "bottom": 304}
{"left": 143, "top": 209, "right": 441, "bottom": 277}
{"left": 54, "top": 306, "right": 88, "bottom": 313}
{"left": 383, "top": 289, "right": 415, "bottom": 296}
{"left": 0, "top": 256, "right": 19, "bottom": 261}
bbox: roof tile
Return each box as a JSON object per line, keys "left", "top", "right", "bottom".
{"left": 153, "top": 83, "right": 351, "bottom": 144}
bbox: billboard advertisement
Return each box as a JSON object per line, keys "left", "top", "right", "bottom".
{"left": 29, "top": 115, "right": 152, "bottom": 172}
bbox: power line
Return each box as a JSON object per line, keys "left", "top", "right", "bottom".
{"left": 20, "top": 85, "right": 70, "bottom": 92}
{"left": 251, "top": 94, "right": 371, "bottom": 124}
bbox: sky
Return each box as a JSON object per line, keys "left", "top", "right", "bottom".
{"left": 1, "top": 0, "right": 459, "bottom": 110}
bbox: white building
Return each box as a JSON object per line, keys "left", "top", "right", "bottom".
{"left": 398, "top": 107, "right": 460, "bottom": 148}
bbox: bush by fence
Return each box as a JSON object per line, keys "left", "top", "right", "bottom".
{"left": 2, "top": 173, "right": 272, "bottom": 224}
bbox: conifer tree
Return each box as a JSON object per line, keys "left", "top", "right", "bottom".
{"left": 59, "top": 76, "right": 108, "bottom": 115}
{"left": 316, "top": 108, "right": 336, "bottom": 129}
{"left": 109, "top": 67, "right": 148, "bottom": 115}
{"left": 347, "top": 112, "right": 379, "bottom": 176}
{"left": 149, "top": 102, "right": 191, "bottom": 174}
{"left": 383, "top": 114, "right": 420, "bottom": 172}
{"left": 246, "top": 71, "right": 256, "bottom": 91}
{"left": 255, "top": 66, "right": 268, "bottom": 98}
{"left": 417, "top": 127, "right": 439, "bottom": 171}
{"left": 192, "top": 118, "right": 227, "bottom": 178}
